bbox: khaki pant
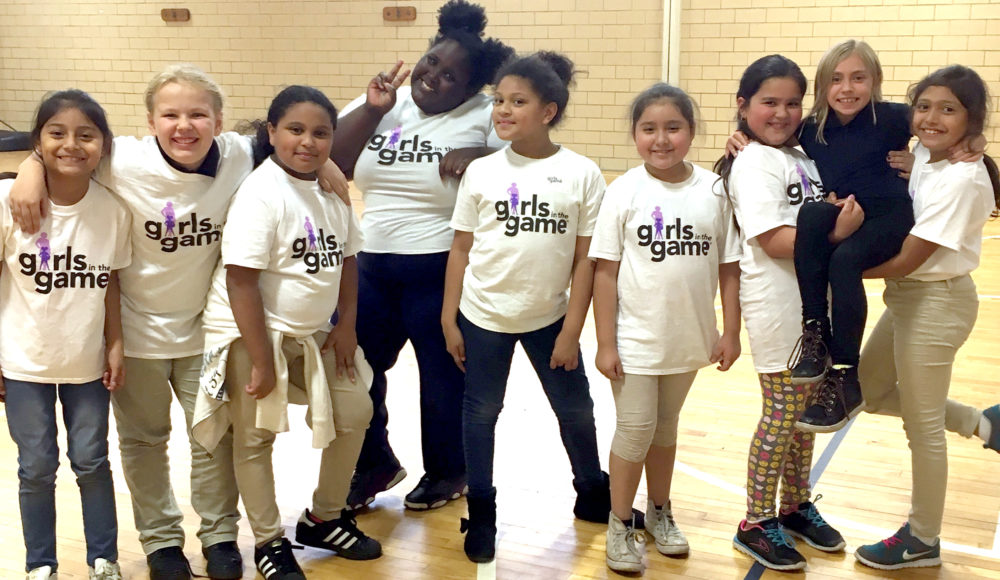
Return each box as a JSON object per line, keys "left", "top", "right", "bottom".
{"left": 610, "top": 371, "right": 697, "bottom": 462}
{"left": 227, "top": 332, "right": 372, "bottom": 544}
{"left": 860, "top": 275, "right": 981, "bottom": 540}
{"left": 112, "top": 355, "right": 240, "bottom": 554}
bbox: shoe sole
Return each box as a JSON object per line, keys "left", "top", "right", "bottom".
{"left": 794, "top": 400, "right": 866, "bottom": 434}
{"left": 854, "top": 550, "right": 941, "bottom": 570}
{"left": 404, "top": 485, "right": 469, "bottom": 510}
{"left": 732, "top": 537, "right": 806, "bottom": 571}
{"left": 295, "top": 534, "right": 383, "bottom": 561}
{"left": 606, "top": 556, "right": 643, "bottom": 572}
{"left": 347, "top": 467, "right": 408, "bottom": 510}
{"left": 644, "top": 527, "right": 689, "bottom": 556}
{"left": 783, "top": 528, "right": 846, "bottom": 552}
{"left": 790, "top": 371, "right": 827, "bottom": 385}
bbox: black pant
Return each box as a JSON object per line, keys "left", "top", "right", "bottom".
{"left": 353, "top": 251, "right": 466, "bottom": 479}
{"left": 794, "top": 198, "right": 914, "bottom": 365}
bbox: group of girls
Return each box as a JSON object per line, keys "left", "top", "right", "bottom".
{"left": 3, "top": 1, "right": 1000, "bottom": 579}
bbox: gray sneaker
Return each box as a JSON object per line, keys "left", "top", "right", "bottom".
{"left": 88, "top": 559, "right": 122, "bottom": 580}
{"left": 606, "top": 512, "right": 645, "bottom": 573}
{"left": 645, "top": 499, "right": 689, "bottom": 556}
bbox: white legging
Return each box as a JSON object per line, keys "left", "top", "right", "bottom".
{"left": 610, "top": 371, "right": 697, "bottom": 463}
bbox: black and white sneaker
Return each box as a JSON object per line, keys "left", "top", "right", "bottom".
{"left": 295, "top": 509, "right": 382, "bottom": 560}
{"left": 788, "top": 319, "right": 830, "bottom": 384}
{"left": 404, "top": 473, "right": 468, "bottom": 510}
{"left": 346, "top": 461, "right": 407, "bottom": 510}
{"left": 733, "top": 518, "right": 806, "bottom": 571}
{"left": 254, "top": 537, "right": 305, "bottom": 580}
{"left": 778, "top": 496, "right": 845, "bottom": 552}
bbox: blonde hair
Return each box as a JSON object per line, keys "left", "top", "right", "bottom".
{"left": 144, "top": 64, "right": 224, "bottom": 114}
{"left": 808, "top": 39, "right": 883, "bottom": 144}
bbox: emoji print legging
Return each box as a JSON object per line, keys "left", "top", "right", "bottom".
{"left": 746, "top": 371, "right": 815, "bottom": 519}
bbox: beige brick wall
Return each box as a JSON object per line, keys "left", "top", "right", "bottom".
{"left": 682, "top": 0, "right": 1000, "bottom": 168}
{"left": 2, "top": 1, "right": 998, "bottom": 173}
{"left": 0, "top": 0, "right": 662, "bottom": 173}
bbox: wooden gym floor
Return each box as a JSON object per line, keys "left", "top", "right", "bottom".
{"left": 1, "top": 150, "right": 999, "bottom": 579}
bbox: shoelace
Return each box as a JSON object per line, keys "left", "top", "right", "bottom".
{"left": 815, "top": 375, "right": 844, "bottom": 414}
{"left": 801, "top": 494, "right": 830, "bottom": 528}
{"left": 763, "top": 524, "right": 796, "bottom": 549}
{"left": 624, "top": 526, "right": 646, "bottom": 559}
{"left": 264, "top": 540, "right": 302, "bottom": 573}
{"left": 787, "top": 324, "right": 828, "bottom": 370}
{"left": 882, "top": 535, "right": 904, "bottom": 548}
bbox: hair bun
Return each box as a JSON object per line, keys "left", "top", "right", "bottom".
{"left": 437, "top": 0, "right": 487, "bottom": 37}
{"left": 535, "top": 51, "right": 576, "bottom": 86}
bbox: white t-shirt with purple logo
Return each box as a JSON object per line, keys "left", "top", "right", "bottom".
{"left": 906, "top": 143, "right": 994, "bottom": 282}
{"left": 729, "top": 142, "right": 826, "bottom": 373}
{"left": 344, "top": 87, "right": 504, "bottom": 254}
{"left": 201, "top": 158, "right": 364, "bottom": 337}
{"left": 0, "top": 179, "right": 132, "bottom": 383}
{"left": 451, "top": 146, "right": 605, "bottom": 334}
{"left": 97, "top": 133, "right": 254, "bottom": 358}
{"left": 589, "top": 164, "right": 742, "bottom": 374}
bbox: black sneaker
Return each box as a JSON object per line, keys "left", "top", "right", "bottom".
{"left": 295, "top": 509, "right": 382, "bottom": 560}
{"left": 796, "top": 366, "right": 865, "bottom": 433}
{"left": 346, "top": 461, "right": 407, "bottom": 510}
{"left": 254, "top": 537, "right": 305, "bottom": 580}
{"left": 147, "top": 546, "right": 192, "bottom": 580}
{"left": 778, "top": 496, "right": 845, "bottom": 552}
{"left": 788, "top": 319, "right": 831, "bottom": 384}
{"left": 733, "top": 518, "right": 806, "bottom": 571}
{"left": 404, "top": 473, "right": 469, "bottom": 510}
{"left": 202, "top": 541, "right": 243, "bottom": 579}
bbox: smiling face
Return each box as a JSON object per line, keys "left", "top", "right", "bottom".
{"left": 267, "top": 101, "right": 335, "bottom": 177}
{"left": 912, "top": 85, "right": 969, "bottom": 163}
{"left": 491, "top": 75, "right": 558, "bottom": 147}
{"left": 633, "top": 99, "right": 694, "bottom": 183}
{"left": 148, "top": 81, "right": 222, "bottom": 171}
{"left": 827, "top": 53, "right": 874, "bottom": 125}
{"left": 410, "top": 39, "right": 474, "bottom": 116}
{"left": 37, "top": 107, "right": 104, "bottom": 180}
{"left": 738, "top": 76, "right": 804, "bottom": 147}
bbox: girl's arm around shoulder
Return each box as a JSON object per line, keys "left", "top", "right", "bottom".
{"left": 442, "top": 230, "right": 473, "bottom": 372}
{"left": 226, "top": 266, "right": 276, "bottom": 399}
{"left": 321, "top": 255, "right": 359, "bottom": 382}
{"left": 551, "top": 236, "right": 596, "bottom": 371}
{"left": 592, "top": 257, "right": 623, "bottom": 380}
{"left": 103, "top": 271, "right": 125, "bottom": 391}
{"left": 711, "top": 261, "right": 741, "bottom": 371}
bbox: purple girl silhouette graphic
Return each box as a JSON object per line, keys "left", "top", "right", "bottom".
{"left": 161, "top": 201, "right": 177, "bottom": 237}
{"left": 651, "top": 205, "right": 664, "bottom": 240}
{"left": 36, "top": 232, "right": 51, "bottom": 271}
{"left": 304, "top": 216, "right": 317, "bottom": 251}
{"left": 795, "top": 164, "right": 812, "bottom": 199}
{"left": 387, "top": 125, "right": 402, "bottom": 149}
{"left": 508, "top": 182, "right": 519, "bottom": 217}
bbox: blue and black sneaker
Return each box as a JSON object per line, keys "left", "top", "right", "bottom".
{"left": 855, "top": 523, "right": 941, "bottom": 570}
{"left": 778, "top": 496, "right": 845, "bottom": 552}
{"left": 733, "top": 517, "right": 806, "bottom": 571}
{"left": 982, "top": 404, "right": 1000, "bottom": 453}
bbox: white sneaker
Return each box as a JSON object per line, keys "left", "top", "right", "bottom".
{"left": 606, "top": 511, "right": 645, "bottom": 572}
{"left": 645, "top": 499, "right": 689, "bottom": 555}
{"left": 88, "top": 559, "right": 121, "bottom": 580}
{"left": 26, "top": 566, "right": 56, "bottom": 580}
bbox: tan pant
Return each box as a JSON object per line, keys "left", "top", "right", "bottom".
{"left": 860, "top": 275, "right": 981, "bottom": 540}
{"left": 112, "top": 355, "right": 240, "bottom": 554}
{"left": 610, "top": 371, "right": 697, "bottom": 462}
{"left": 227, "top": 332, "right": 373, "bottom": 544}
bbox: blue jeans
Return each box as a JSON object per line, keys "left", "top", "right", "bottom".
{"left": 5, "top": 378, "right": 117, "bottom": 570}
{"left": 459, "top": 314, "right": 603, "bottom": 497}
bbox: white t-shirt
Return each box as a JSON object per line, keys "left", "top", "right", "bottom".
{"left": 0, "top": 180, "right": 132, "bottom": 383}
{"left": 906, "top": 143, "right": 995, "bottom": 282}
{"left": 97, "top": 133, "right": 254, "bottom": 358}
{"left": 201, "top": 158, "right": 364, "bottom": 337}
{"left": 729, "top": 142, "right": 826, "bottom": 373}
{"left": 344, "top": 86, "right": 504, "bottom": 254}
{"left": 451, "top": 146, "right": 605, "bottom": 333}
{"left": 589, "top": 164, "right": 742, "bottom": 374}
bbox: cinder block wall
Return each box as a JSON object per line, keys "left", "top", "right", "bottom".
{"left": 1, "top": 1, "right": 997, "bottom": 172}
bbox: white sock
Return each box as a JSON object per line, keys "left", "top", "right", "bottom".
{"left": 979, "top": 413, "right": 992, "bottom": 443}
